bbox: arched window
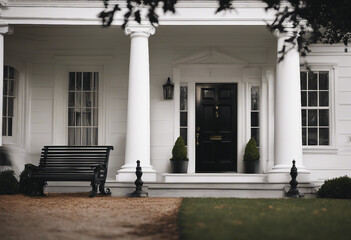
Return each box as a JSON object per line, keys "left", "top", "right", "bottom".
{"left": 3, "top": 65, "right": 17, "bottom": 137}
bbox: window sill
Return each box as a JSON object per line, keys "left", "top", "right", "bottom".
{"left": 303, "top": 147, "right": 338, "bottom": 154}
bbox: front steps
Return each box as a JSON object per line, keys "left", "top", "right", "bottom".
{"left": 45, "top": 181, "right": 318, "bottom": 198}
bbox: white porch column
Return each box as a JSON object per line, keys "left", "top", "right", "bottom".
{"left": 116, "top": 24, "right": 157, "bottom": 182}
{"left": 267, "top": 30, "right": 310, "bottom": 183}
{"left": 0, "top": 23, "right": 11, "bottom": 146}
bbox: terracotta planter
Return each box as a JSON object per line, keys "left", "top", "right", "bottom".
{"left": 170, "top": 160, "right": 188, "bottom": 173}
{"left": 244, "top": 160, "right": 259, "bottom": 173}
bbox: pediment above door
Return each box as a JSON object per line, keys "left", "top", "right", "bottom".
{"left": 172, "top": 48, "right": 248, "bottom": 67}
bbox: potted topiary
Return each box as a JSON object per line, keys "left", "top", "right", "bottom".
{"left": 170, "top": 136, "right": 189, "bottom": 173}
{"left": 244, "top": 137, "right": 260, "bottom": 173}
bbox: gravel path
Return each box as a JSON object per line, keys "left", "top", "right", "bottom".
{"left": 0, "top": 193, "right": 182, "bottom": 240}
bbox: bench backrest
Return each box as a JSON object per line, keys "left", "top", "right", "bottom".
{"left": 39, "top": 146, "right": 114, "bottom": 179}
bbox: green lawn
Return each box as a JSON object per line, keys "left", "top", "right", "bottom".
{"left": 178, "top": 198, "right": 351, "bottom": 240}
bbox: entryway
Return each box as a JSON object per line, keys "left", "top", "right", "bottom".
{"left": 195, "top": 83, "right": 237, "bottom": 172}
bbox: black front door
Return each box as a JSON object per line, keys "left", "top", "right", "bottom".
{"left": 196, "top": 83, "right": 237, "bottom": 172}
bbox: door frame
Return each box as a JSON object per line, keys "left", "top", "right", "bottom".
{"left": 173, "top": 64, "right": 251, "bottom": 174}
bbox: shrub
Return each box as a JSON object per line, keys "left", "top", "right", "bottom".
{"left": 0, "top": 170, "right": 19, "bottom": 195}
{"left": 317, "top": 176, "right": 351, "bottom": 199}
{"left": 244, "top": 137, "right": 260, "bottom": 161}
{"left": 170, "top": 136, "right": 188, "bottom": 161}
{"left": 19, "top": 164, "right": 45, "bottom": 196}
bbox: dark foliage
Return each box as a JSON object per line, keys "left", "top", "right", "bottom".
{"left": 171, "top": 136, "right": 188, "bottom": 161}
{"left": 99, "top": 0, "right": 351, "bottom": 58}
{"left": 317, "top": 176, "right": 351, "bottom": 199}
{"left": 244, "top": 137, "right": 260, "bottom": 161}
{"left": 19, "top": 164, "right": 45, "bottom": 196}
{"left": 0, "top": 147, "right": 11, "bottom": 166}
{"left": 0, "top": 170, "right": 19, "bottom": 195}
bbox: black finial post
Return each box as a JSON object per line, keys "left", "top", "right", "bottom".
{"left": 131, "top": 160, "right": 148, "bottom": 197}
{"left": 286, "top": 160, "right": 304, "bottom": 198}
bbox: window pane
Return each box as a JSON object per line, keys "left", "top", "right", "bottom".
{"left": 69, "top": 72, "right": 75, "bottom": 90}
{"left": 92, "top": 128, "right": 98, "bottom": 145}
{"left": 94, "top": 73, "right": 99, "bottom": 91}
{"left": 8, "top": 118, "right": 12, "bottom": 136}
{"left": 251, "top": 86, "right": 259, "bottom": 110}
{"left": 83, "top": 72, "right": 92, "bottom": 90}
{"left": 300, "top": 72, "right": 307, "bottom": 90}
{"left": 180, "top": 112, "right": 187, "bottom": 127}
{"left": 308, "top": 91, "right": 317, "bottom": 106}
{"left": 83, "top": 92, "right": 91, "bottom": 107}
{"left": 9, "top": 67, "right": 14, "bottom": 79}
{"left": 75, "top": 109, "right": 81, "bottom": 126}
{"left": 75, "top": 128, "right": 81, "bottom": 145}
{"left": 9, "top": 80, "right": 14, "bottom": 96}
{"left": 308, "top": 110, "right": 317, "bottom": 126}
{"left": 302, "top": 128, "right": 306, "bottom": 145}
{"left": 68, "top": 108, "right": 75, "bottom": 126}
{"left": 319, "top": 128, "right": 329, "bottom": 145}
{"left": 319, "top": 109, "right": 329, "bottom": 126}
{"left": 251, "top": 128, "right": 260, "bottom": 146}
{"left": 93, "top": 109, "right": 98, "bottom": 126}
{"left": 93, "top": 92, "right": 98, "bottom": 107}
{"left": 180, "top": 86, "right": 188, "bottom": 111}
{"left": 180, "top": 128, "right": 187, "bottom": 146}
{"left": 308, "top": 128, "right": 317, "bottom": 145}
{"left": 2, "top": 117, "right": 6, "bottom": 136}
{"left": 3, "top": 98, "right": 7, "bottom": 116}
{"left": 319, "top": 92, "right": 329, "bottom": 106}
{"left": 82, "top": 128, "right": 91, "bottom": 146}
{"left": 68, "top": 92, "right": 75, "bottom": 107}
{"left": 3, "top": 79, "right": 7, "bottom": 95}
{"left": 319, "top": 72, "right": 329, "bottom": 90}
{"left": 75, "top": 92, "right": 81, "bottom": 108}
{"left": 301, "top": 91, "right": 307, "bottom": 106}
{"left": 251, "top": 112, "right": 259, "bottom": 127}
{"left": 4, "top": 66, "right": 8, "bottom": 78}
{"left": 8, "top": 98, "right": 14, "bottom": 117}
{"left": 76, "top": 72, "right": 82, "bottom": 90}
{"left": 82, "top": 109, "right": 91, "bottom": 126}
{"left": 68, "top": 128, "right": 75, "bottom": 145}
{"left": 308, "top": 72, "right": 317, "bottom": 90}
{"left": 301, "top": 109, "right": 306, "bottom": 126}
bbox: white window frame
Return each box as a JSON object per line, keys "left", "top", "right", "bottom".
{"left": 2, "top": 60, "right": 26, "bottom": 147}
{"left": 64, "top": 66, "right": 104, "bottom": 146}
{"left": 300, "top": 65, "right": 337, "bottom": 153}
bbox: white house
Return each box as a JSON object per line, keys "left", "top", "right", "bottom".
{"left": 0, "top": 0, "right": 350, "bottom": 197}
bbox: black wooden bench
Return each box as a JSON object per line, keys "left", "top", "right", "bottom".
{"left": 29, "top": 145, "right": 114, "bottom": 197}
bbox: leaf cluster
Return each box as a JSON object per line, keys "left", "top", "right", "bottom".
{"left": 0, "top": 170, "right": 19, "bottom": 195}
{"left": 317, "top": 176, "right": 351, "bottom": 199}
{"left": 19, "top": 164, "right": 45, "bottom": 196}
{"left": 99, "top": 0, "right": 351, "bottom": 58}
{"left": 171, "top": 136, "right": 188, "bottom": 161}
{"left": 243, "top": 137, "right": 260, "bottom": 161}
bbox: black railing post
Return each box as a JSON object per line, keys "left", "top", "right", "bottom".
{"left": 131, "top": 160, "right": 148, "bottom": 197}
{"left": 286, "top": 160, "right": 304, "bottom": 198}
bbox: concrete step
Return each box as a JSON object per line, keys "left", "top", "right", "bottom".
{"left": 45, "top": 181, "right": 317, "bottom": 198}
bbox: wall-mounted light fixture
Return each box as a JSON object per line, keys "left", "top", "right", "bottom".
{"left": 163, "top": 77, "right": 174, "bottom": 100}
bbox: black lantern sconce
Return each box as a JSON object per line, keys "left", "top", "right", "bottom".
{"left": 163, "top": 77, "right": 174, "bottom": 100}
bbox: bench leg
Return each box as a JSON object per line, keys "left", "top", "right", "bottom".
{"left": 89, "top": 180, "right": 98, "bottom": 197}
{"left": 99, "top": 182, "right": 111, "bottom": 196}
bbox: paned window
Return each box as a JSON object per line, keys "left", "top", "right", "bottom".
{"left": 300, "top": 71, "right": 330, "bottom": 146}
{"left": 250, "top": 86, "right": 260, "bottom": 146}
{"left": 180, "top": 86, "right": 188, "bottom": 146}
{"left": 68, "top": 72, "right": 99, "bottom": 145}
{"left": 3, "top": 66, "right": 16, "bottom": 137}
